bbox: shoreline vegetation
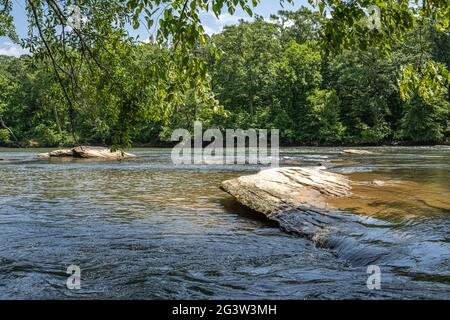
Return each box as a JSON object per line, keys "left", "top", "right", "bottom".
{"left": 1, "top": 142, "right": 450, "bottom": 150}
{"left": 1, "top": 145, "right": 450, "bottom": 153}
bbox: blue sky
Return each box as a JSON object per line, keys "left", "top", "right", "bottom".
{"left": 0, "top": 0, "right": 309, "bottom": 57}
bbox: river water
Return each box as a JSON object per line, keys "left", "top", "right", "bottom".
{"left": 0, "top": 147, "right": 449, "bottom": 299}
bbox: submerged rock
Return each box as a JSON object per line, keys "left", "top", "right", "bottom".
{"left": 341, "top": 149, "right": 380, "bottom": 155}
{"left": 221, "top": 167, "right": 352, "bottom": 239}
{"left": 37, "top": 146, "right": 136, "bottom": 160}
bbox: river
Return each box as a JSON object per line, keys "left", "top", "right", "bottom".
{"left": 0, "top": 146, "right": 449, "bottom": 299}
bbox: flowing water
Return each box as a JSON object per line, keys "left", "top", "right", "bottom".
{"left": 0, "top": 147, "right": 449, "bottom": 299}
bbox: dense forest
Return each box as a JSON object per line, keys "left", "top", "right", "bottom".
{"left": 0, "top": 6, "right": 449, "bottom": 147}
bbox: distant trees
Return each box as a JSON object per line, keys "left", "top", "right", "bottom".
{"left": 0, "top": 44, "right": 220, "bottom": 147}
{"left": 0, "top": 55, "right": 70, "bottom": 146}
{"left": 206, "top": 7, "right": 449, "bottom": 145}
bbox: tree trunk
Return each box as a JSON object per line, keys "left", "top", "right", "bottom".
{"left": 249, "top": 93, "right": 254, "bottom": 121}
{"left": 53, "top": 106, "right": 63, "bottom": 136}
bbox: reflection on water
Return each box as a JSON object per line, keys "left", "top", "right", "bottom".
{"left": 327, "top": 172, "right": 450, "bottom": 220}
{"left": 0, "top": 147, "right": 449, "bottom": 299}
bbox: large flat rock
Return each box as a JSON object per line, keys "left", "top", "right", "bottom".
{"left": 341, "top": 149, "right": 380, "bottom": 155}
{"left": 221, "top": 167, "right": 352, "bottom": 239}
{"left": 221, "top": 167, "right": 449, "bottom": 269}
{"left": 37, "top": 146, "right": 136, "bottom": 160}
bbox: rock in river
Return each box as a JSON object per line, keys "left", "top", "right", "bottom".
{"left": 37, "top": 146, "right": 136, "bottom": 160}
{"left": 221, "top": 167, "right": 431, "bottom": 267}
{"left": 221, "top": 167, "right": 352, "bottom": 239}
{"left": 341, "top": 149, "right": 379, "bottom": 155}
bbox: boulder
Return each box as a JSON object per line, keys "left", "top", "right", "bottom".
{"left": 221, "top": 167, "right": 414, "bottom": 266}
{"left": 49, "top": 149, "right": 74, "bottom": 157}
{"left": 221, "top": 167, "right": 352, "bottom": 238}
{"left": 37, "top": 146, "right": 136, "bottom": 160}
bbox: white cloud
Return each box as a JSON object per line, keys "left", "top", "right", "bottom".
{"left": 0, "top": 44, "right": 29, "bottom": 57}
{"left": 216, "top": 13, "right": 247, "bottom": 25}
{"left": 201, "top": 12, "right": 251, "bottom": 35}
{"left": 203, "top": 25, "right": 218, "bottom": 36}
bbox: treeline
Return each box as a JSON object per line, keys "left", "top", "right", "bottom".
{"left": 0, "top": 7, "right": 449, "bottom": 147}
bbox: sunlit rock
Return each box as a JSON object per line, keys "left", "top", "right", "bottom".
{"left": 37, "top": 146, "right": 136, "bottom": 160}
{"left": 221, "top": 167, "right": 351, "bottom": 238}
{"left": 341, "top": 149, "right": 380, "bottom": 155}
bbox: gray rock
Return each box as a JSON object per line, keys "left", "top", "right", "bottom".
{"left": 221, "top": 167, "right": 351, "bottom": 239}
{"left": 37, "top": 146, "right": 136, "bottom": 160}
{"left": 341, "top": 149, "right": 380, "bottom": 155}
{"left": 221, "top": 167, "right": 411, "bottom": 267}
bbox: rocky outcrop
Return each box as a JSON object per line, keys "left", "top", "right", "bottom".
{"left": 37, "top": 146, "right": 136, "bottom": 160}
{"left": 220, "top": 167, "right": 396, "bottom": 266}
{"left": 341, "top": 149, "right": 379, "bottom": 155}
{"left": 45, "top": 149, "right": 74, "bottom": 157}
{"left": 221, "top": 167, "right": 352, "bottom": 239}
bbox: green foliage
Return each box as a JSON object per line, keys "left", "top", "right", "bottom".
{"left": 207, "top": 7, "right": 449, "bottom": 145}
{"left": 210, "top": 18, "right": 282, "bottom": 124}
{"left": 0, "top": 129, "right": 10, "bottom": 144}
{"left": 316, "top": 0, "right": 450, "bottom": 114}
{"left": 305, "top": 89, "right": 345, "bottom": 144}
{"left": 0, "top": 0, "right": 295, "bottom": 148}
{"left": 0, "top": 0, "right": 17, "bottom": 41}
{"left": 327, "top": 50, "right": 400, "bottom": 144}
{"left": 398, "top": 95, "right": 449, "bottom": 143}
{"left": 400, "top": 61, "right": 450, "bottom": 102}
{"left": 31, "top": 124, "right": 63, "bottom": 147}
{"left": 359, "top": 122, "right": 391, "bottom": 144}
{"left": 316, "top": 0, "right": 449, "bottom": 54}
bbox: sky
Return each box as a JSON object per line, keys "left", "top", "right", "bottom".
{"left": 0, "top": 0, "right": 309, "bottom": 57}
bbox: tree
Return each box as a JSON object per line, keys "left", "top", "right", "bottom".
{"left": 0, "top": 0, "right": 293, "bottom": 148}
{"left": 210, "top": 17, "right": 281, "bottom": 127}
{"left": 303, "top": 89, "right": 345, "bottom": 144}
{"left": 398, "top": 95, "right": 449, "bottom": 143}
{"left": 327, "top": 49, "right": 401, "bottom": 144}
{"left": 314, "top": 0, "right": 449, "bottom": 110}
{"left": 0, "top": 56, "right": 25, "bottom": 146}
{"left": 274, "top": 7, "right": 324, "bottom": 45}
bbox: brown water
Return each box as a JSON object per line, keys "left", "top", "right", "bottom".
{"left": 0, "top": 147, "right": 449, "bottom": 299}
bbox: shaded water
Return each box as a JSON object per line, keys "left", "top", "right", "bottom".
{"left": 0, "top": 146, "right": 449, "bottom": 299}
